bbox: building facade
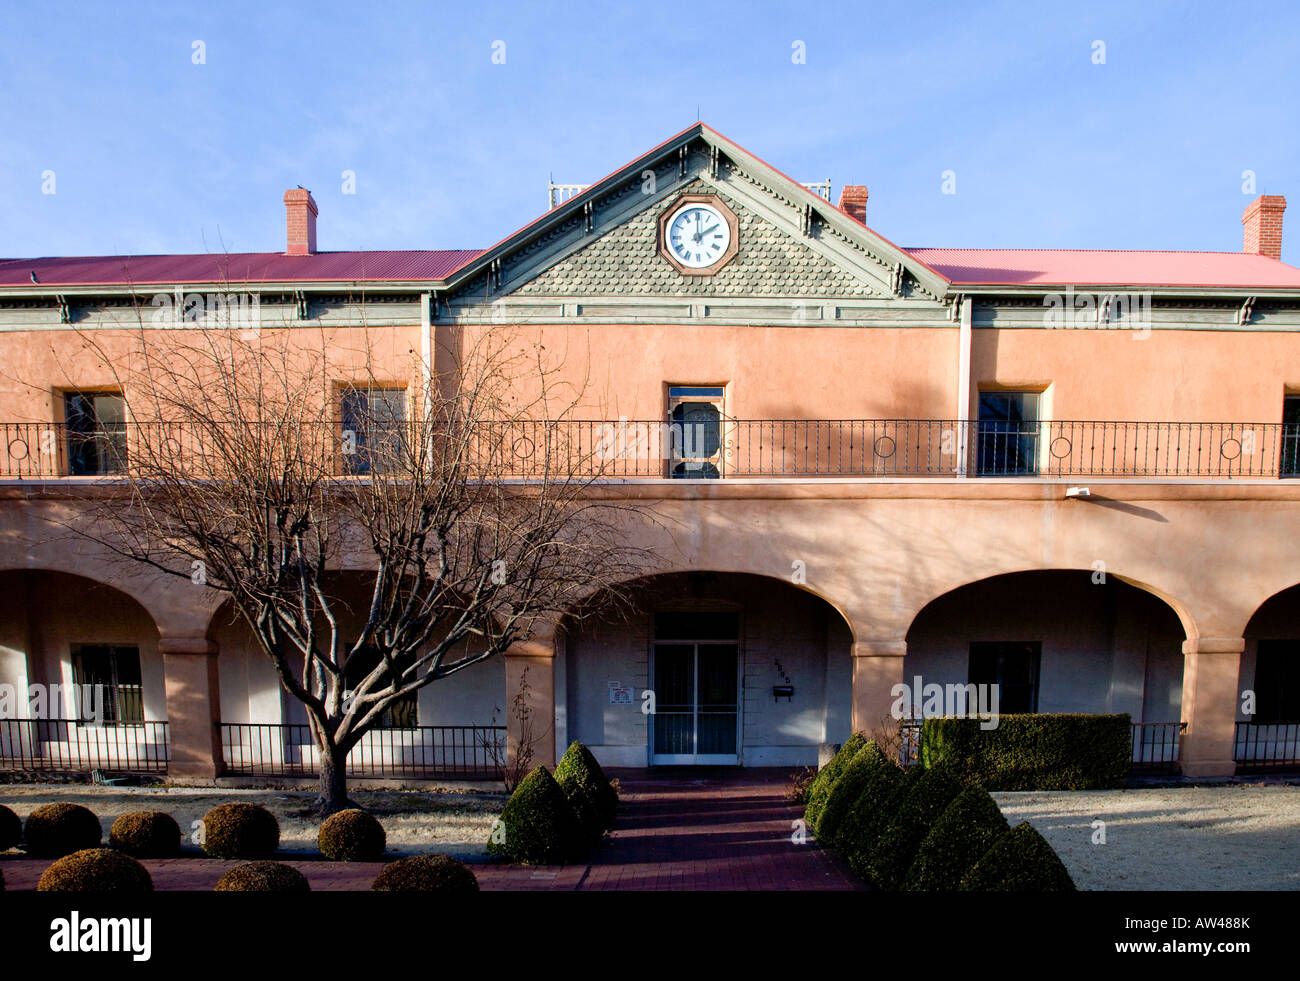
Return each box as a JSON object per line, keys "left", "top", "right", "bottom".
{"left": 2, "top": 124, "right": 1300, "bottom": 781}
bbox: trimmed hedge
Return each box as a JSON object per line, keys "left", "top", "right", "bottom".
{"left": 110, "top": 811, "right": 182, "bottom": 859}
{"left": 817, "top": 741, "right": 890, "bottom": 845}
{"left": 37, "top": 848, "right": 153, "bottom": 892}
{"left": 845, "top": 764, "right": 925, "bottom": 882}
{"left": 215, "top": 861, "right": 310, "bottom": 892}
{"left": 371, "top": 854, "right": 480, "bottom": 892}
{"left": 832, "top": 753, "right": 905, "bottom": 862}
{"left": 920, "top": 713, "right": 1132, "bottom": 790}
{"left": 803, "top": 732, "right": 867, "bottom": 834}
{"left": 486, "top": 765, "right": 583, "bottom": 864}
{"left": 906, "top": 786, "right": 1010, "bottom": 891}
{"left": 23, "top": 803, "right": 102, "bottom": 858}
{"left": 200, "top": 803, "right": 280, "bottom": 859}
{"left": 555, "top": 741, "right": 617, "bottom": 842}
{"left": 0, "top": 803, "right": 20, "bottom": 851}
{"left": 860, "top": 766, "right": 962, "bottom": 889}
{"left": 318, "top": 809, "right": 386, "bottom": 862}
{"left": 959, "top": 821, "right": 1076, "bottom": 891}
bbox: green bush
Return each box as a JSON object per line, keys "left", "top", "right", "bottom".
{"left": 215, "top": 861, "right": 310, "bottom": 892}
{"left": 200, "top": 803, "right": 280, "bottom": 859}
{"left": 0, "top": 803, "right": 20, "bottom": 851}
{"left": 860, "top": 767, "right": 962, "bottom": 889}
{"left": 920, "top": 713, "right": 1132, "bottom": 790}
{"left": 845, "top": 764, "right": 925, "bottom": 882}
{"left": 486, "top": 765, "right": 583, "bottom": 864}
{"left": 371, "top": 854, "right": 480, "bottom": 892}
{"left": 555, "top": 741, "right": 617, "bottom": 842}
{"left": 23, "top": 802, "right": 102, "bottom": 858}
{"left": 906, "top": 786, "right": 1010, "bottom": 891}
{"left": 37, "top": 848, "right": 153, "bottom": 892}
{"left": 832, "top": 754, "right": 905, "bottom": 862}
{"left": 817, "top": 741, "right": 890, "bottom": 845}
{"left": 318, "top": 809, "right": 386, "bottom": 862}
{"left": 803, "top": 732, "right": 866, "bottom": 834}
{"left": 959, "top": 821, "right": 1076, "bottom": 891}
{"left": 109, "top": 810, "right": 182, "bottom": 858}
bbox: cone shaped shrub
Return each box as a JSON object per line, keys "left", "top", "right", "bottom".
{"left": 861, "top": 766, "right": 962, "bottom": 889}
{"left": 906, "top": 786, "right": 1010, "bottom": 891}
{"left": 37, "top": 848, "right": 152, "bottom": 892}
{"left": 486, "top": 765, "right": 583, "bottom": 864}
{"left": 959, "top": 821, "right": 1076, "bottom": 891}
{"left": 23, "top": 802, "right": 102, "bottom": 858}
{"left": 804, "top": 732, "right": 866, "bottom": 833}
{"left": 0, "top": 804, "right": 20, "bottom": 851}
{"left": 200, "top": 803, "right": 280, "bottom": 859}
{"left": 371, "top": 854, "right": 480, "bottom": 892}
{"left": 831, "top": 753, "right": 904, "bottom": 859}
{"left": 110, "top": 810, "right": 182, "bottom": 858}
{"left": 818, "top": 741, "right": 888, "bottom": 844}
{"left": 846, "top": 764, "right": 924, "bottom": 881}
{"left": 318, "top": 809, "right": 386, "bottom": 862}
{"left": 555, "top": 742, "right": 617, "bottom": 842}
{"left": 215, "top": 861, "right": 310, "bottom": 892}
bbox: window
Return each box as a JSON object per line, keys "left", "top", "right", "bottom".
{"left": 64, "top": 392, "right": 127, "bottom": 476}
{"left": 969, "top": 641, "right": 1041, "bottom": 714}
{"left": 70, "top": 645, "right": 144, "bottom": 724}
{"left": 340, "top": 386, "right": 408, "bottom": 475}
{"left": 1254, "top": 641, "right": 1300, "bottom": 722}
{"left": 1281, "top": 397, "right": 1300, "bottom": 478}
{"left": 976, "top": 391, "right": 1040, "bottom": 476}
{"left": 667, "top": 386, "right": 725, "bottom": 479}
{"left": 345, "top": 645, "right": 419, "bottom": 728}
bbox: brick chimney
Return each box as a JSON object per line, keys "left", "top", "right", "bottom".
{"left": 1242, "top": 194, "right": 1285, "bottom": 259}
{"left": 838, "top": 185, "right": 868, "bottom": 224}
{"left": 283, "top": 187, "right": 318, "bottom": 256}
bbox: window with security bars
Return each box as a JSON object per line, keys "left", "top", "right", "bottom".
{"left": 64, "top": 392, "right": 128, "bottom": 476}
{"left": 1281, "top": 397, "right": 1300, "bottom": 478}
{"left": 969, "top": 641, "right": 1041, "bottom": 714}
{"left": 1254, "top": 641, "right": 1300, "bottom": 723}
{"left": 70, "top": 644, "right": 144, "bottom": 724}
{"left": 667, "top": 386, "right": 724, "bottom": 479}
{"left": 976, "top": 391, "right": 1040, "bottom": 476}
{"left": 340, "top": 386, "right": 408, "bottom": 475}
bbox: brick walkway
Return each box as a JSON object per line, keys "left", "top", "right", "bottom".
{"left": 0, "top": 768, "right": 860, "bottom": 891}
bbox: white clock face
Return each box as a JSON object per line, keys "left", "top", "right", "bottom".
{"left": 666, "top": 203, "right": 731, "bottom": 269}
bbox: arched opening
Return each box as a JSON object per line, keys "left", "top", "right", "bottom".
{"left": 560, "top": 571, "right": 853, "bottom": 768}
{"left": 0, "top": 569, "right": 166, "bottom": 773}
{"left": 905, "top": 570, "right": 1187, "bottom": 769}
{"left": 1237, "top": 584, "right": 1300, "bottom": 769}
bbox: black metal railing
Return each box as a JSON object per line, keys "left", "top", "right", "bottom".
{"left": 0, "top": 719, "right": 169, "bottom": 773}
{"left": 4, "top": 419, "right": 1300, "bottom": 480}
{"left": 217, "top": 723, "right": 506, "bottom": 779}
{"left": 1233, "top": 721, "right": 1300, "bottom": 770}
{"left": 1130, "top": 721, "right": 1185, "bottom": 775}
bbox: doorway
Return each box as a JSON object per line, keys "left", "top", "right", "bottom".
{"left": 651, "top": 611, "right": 740, "bottom": 764}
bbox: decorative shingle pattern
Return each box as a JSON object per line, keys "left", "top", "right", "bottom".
{"left": 514, "top": 180, "right": 878, "bottom": 298}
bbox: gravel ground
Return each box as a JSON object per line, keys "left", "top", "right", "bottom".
{"left": 994, "top": 784, "right": 1300, "bottom": 890}
{"left": 0, "top": 785, "right": 506, "bottom": 858}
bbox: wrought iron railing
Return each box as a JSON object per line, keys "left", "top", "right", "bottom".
{"left": 0, "top": 719, "right": 169, "bottom": 773}
{"left": 217, "top": 723, "right": 506, "bottom": 779}
{"left": 1130, "top": 721, "right": 1185, "bottom": 775}
{"left": 1234, "top": 721, "right": 1300, "bottom": 770}
{"left": 4, "top": 419, "right": 1300, "bottom": 480}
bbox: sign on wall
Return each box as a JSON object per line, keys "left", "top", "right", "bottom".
{"left": 608, "top": 681, "right": 634, "bottom": 704}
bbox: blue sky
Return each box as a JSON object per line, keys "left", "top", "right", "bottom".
{"left": 2, "top": 0, "right": 1298, "bottom": 263}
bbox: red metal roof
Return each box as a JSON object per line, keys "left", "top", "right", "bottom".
{"left": 0, "top": 250, "right": 483, "bottom": 287}
{"left": 905, "top": 248, "right": 1300, "bottom": 289}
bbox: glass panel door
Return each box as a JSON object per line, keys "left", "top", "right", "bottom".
{"left": 696, "top": 643, "right": 738, "bottom": 755}
{"left": 651, "top": 636, "right": 739, "bottom": 764}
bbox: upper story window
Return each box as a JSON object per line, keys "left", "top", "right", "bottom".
{"left": 1281, "top": 396, "right": 1300, "bottom": 478}
{"left": 340, "top": 386, "right": 407, "bottom": 475}
{"left": 976, "top": 390, "right": 1040, "bottom": 476}
{"left": 71, "top": 644, "right": 144, "bottom": 724}
{"left": 64, "top": 392, "right": 127, "bottom": 476}
{"left": 969, "top": 641, "right": 1040, "bottom": 714}
{"left": 668, "top": 386, "right": 725, "bottom": 479}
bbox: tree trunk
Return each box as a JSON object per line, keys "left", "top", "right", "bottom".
{"left": 314, "top": 742, "right": 354, "bottom": 817}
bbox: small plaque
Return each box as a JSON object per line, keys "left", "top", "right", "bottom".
{"left": 608, "top": 682, "right": 634, "bottom": 704}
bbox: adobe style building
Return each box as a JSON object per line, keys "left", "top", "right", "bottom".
{"left": 1, "top": 123, "right": 1299, "bottom": 782}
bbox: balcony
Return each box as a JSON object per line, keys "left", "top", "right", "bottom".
{"left": 3, "top": 419, "right": 1300, "bottom": 480}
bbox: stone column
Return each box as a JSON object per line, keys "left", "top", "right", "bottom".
{"left": 851, "top": 640, "right": 907, "bottom": 736}
{"left": 1179, "top": 636, "right": 1244, "bottom": 778}
{"left": 160, "top": 636, "right": 223, "bottom": 782}
{"left": 504, "top": 634, "right": 557, "bottom": 770}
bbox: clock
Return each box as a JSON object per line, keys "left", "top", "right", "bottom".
{"left": 657, "top": 194, "right": 739, "bottom": 275}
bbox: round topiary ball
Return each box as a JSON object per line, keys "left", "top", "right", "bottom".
{"left": 200, "top": 803, "right": 280, "bottom": 859}
{"left": 109, "top": 810, "right": 182, "bottom": 858}
{"left": 23, "top": 802, "right": 102, "bottom": 858}
{"left": 371, "top": 854, "right": 480, "bottom": 892}
{"left": 318, "top": 809, "right": 386, "bottom": 862}
{"left": 37, "top": 848, "right": 153, "bottom": 892}
{"left": 214, "top": 861, "right": 310, "bottom": 892}
{"left": 0, "top": 803, "right": 21, "bottom": 851}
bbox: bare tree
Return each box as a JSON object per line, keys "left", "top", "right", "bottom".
{"left": 62, "top": 310, "right": 650, "bottom": 814}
